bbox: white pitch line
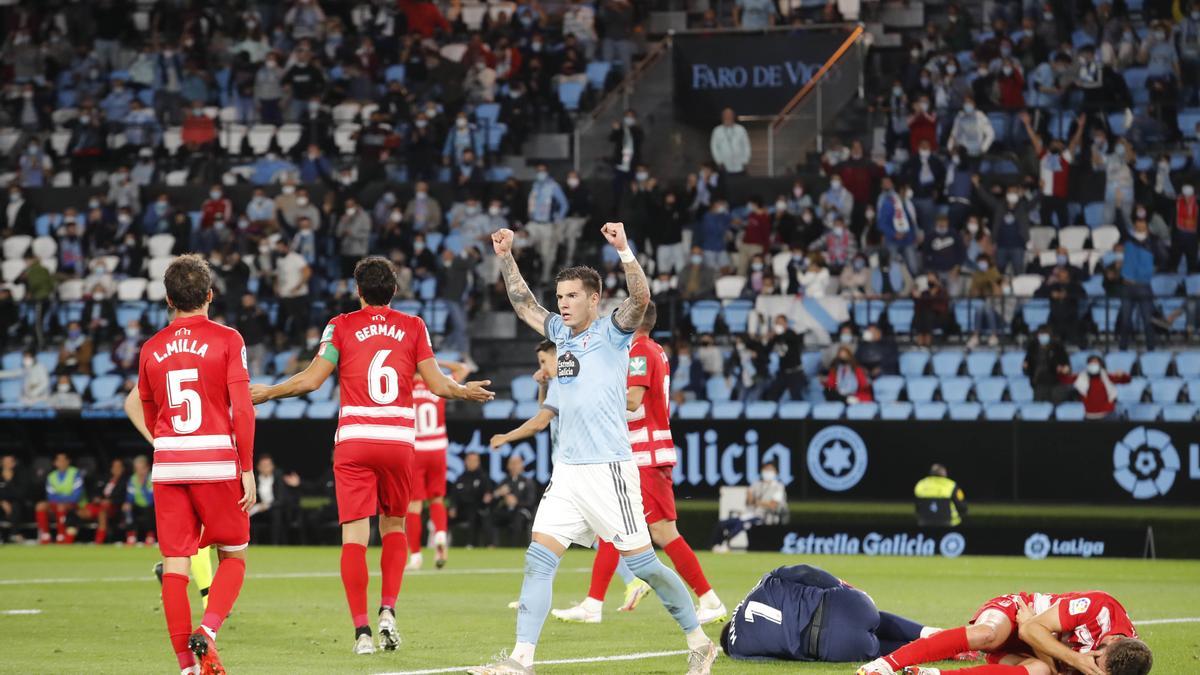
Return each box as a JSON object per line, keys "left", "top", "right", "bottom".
{"left": 1139, "top": 617, "right": 1200, "bottom": 625}
{"left": 375, "top": 649, "right": 690, "bottom": 675}
{"left": 0, "top": 609, "right": 43, "bottom": 615}
{"left": 0, "top": 567, "right": 590, "bottom": 586}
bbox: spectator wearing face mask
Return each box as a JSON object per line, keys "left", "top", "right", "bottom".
{"left": 905, "top": 96, "right": 937, "bottom": 156}
{"left": 1115, "top": 207, "right": 1164, "bottom": 350}
{"left": 966, "top": 254, "right": 1004, "bottom": 348}
{"left": 609, "top": 109, "right": 643, "bottom": 204}
{"left": 763, "top": 315, "right": 806, "bottom": 401}
{"left": 912, "top": 272, "right": 951, "bottom": 348}
{"left": 1021, "top": 110, "right": 1084, "bottom": 229}
{"left": 825, "top": 346, "right": 872, "bottom": 404}
{"left": 947, "top": 96, "right": 994, "bottom": 166}
{"left": 680, "top": 246, "right": 717, "bottom": 300}
{"left": 856, "top": 323, "right": 899, "bottom": 378}
{"left": 405, "top": 182, "right": 444, "bottom": 232}
{"left": 1169, "top": 183, "right": 1198, "bottom": 273}
{"left": 526, "top": 165, "right": 569, "bottom": 282}
{"left": 111, "top": 320, "right": 145, "bottom": 376}
{"left": 875, "top": 181, "right": 921, "bottom": 275}
{"left": 1023, "top": 327, "right": 1071, "bottom": 403}
{"left": 819, "top": 175, "right": 854, "bottom": 224}
{"left": 1074, "top": 355, "right": 1132, "bottom": 420}
{"left": 921, "top": 214, "right": 964, "bottom": 292}
{"left": 972, "top": 175, "right": 1031, "bottom": 277}
{"left": 900, "top": 140, "right": 945, "bottom": 234}
{"left": 813, "top": 216, "right": 856, "bottom": 275}
{"left": 822, "top": 325, "right": 857, "bottom": 372}
{"left": 710, "top": 107, "right": 751, "bottom": 175}
{"left": 734, "top": 197, "right": 772, "bottom": 275}
{"left": 709, "top": 462, "right": 787, "bottom": 552}
{"left": 0, "top": 350, "right": 49, "bottom": 406}
{"left": 839, "top": 254, "right": 870, "bottom": 298}
{"left": 697, "top": 200, "right": 734, "bottom": 270}
{"left": 825, "top": 141, "right": 882, "bottom": 231}
{"left": 336, "top": 198, "right": 372, "bottom": 278}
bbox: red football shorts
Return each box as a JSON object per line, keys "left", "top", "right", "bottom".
{"left": 639, "top": 465, "right": 677, "bottom": 524}
{"left": 154, "top": 479, "right": 250, "bottom": 558}
{"left": 971, "top": 593, "right": 1034, "bottom": 661}
{"left": 84, "top": 502, "right": 118, "bottom": 520}
{"left": 410, "top": 450, "right": 447, "bottom": 501}
{"left": 334, "top": 441, "right": 413, "bottom": 523}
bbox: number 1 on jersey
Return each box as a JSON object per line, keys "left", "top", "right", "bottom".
{"left": 369, "top": 349, "right": 399, "bottom": 405}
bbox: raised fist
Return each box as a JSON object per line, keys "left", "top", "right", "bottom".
{"left": 492, "top": 228, "right": 515, "bottom": 256}
{"left": 601, "top": 221, "right": 629, "bottom": 251}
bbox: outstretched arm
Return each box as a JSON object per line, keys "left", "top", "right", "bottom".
{"left": 603, "top": 221, "right": 650, "bottom": 332}
{"left": 251, "top": 355, "right": 335, "bottom": 404}
{"left": 493, "top": 228, "right": 551, "bottom": 335}
{"left": 416, "top": 358, "right": 494, "bottom": 402}
{"left": 490, "top": 408, "right": 557, "bottom": 448}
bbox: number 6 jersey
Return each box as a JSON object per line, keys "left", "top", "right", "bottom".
{"left": 319, "top": 306, "right": 435, "bottom": 447}
{"left": 137, "top": 315, "right": 252, "bottom": 484}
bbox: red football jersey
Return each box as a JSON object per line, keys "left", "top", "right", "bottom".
{"left": 137, "top": 315, "right": 250, "bottom": 484}
{"left": 626, "top": 335, "right": 675, "bottom": 467}
{"left": 412, "top": 378, "right": 448, "bottom": 452}
{"left": 320, "top": 306, "right": 435, "bottom": 446}
{"left": 1003, "top": 591, "right": 1137, "bottom": 654}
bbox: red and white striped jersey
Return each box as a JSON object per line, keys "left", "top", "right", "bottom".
{"left": 138, "top": 315, "right": 250, "bottom": 484}
{"left": 319, "top": 306, "right": 435, "bottom": 447}
{"left": 1007, "top": 591, "right": 1137, "bottom": 653}
{"left": 412, "top": 378, "right": 448, "bottom": 452}
{"left": 626, "top": 335, "right": 675, "bottom": 467}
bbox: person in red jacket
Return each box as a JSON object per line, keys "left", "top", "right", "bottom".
{"left": 1073, "top": 355, "right": 1131, "bottom": 420}
{"left": 1169, "top": 183, "right": 1197, "bottom": 273}
{"left": 181, "top": 101, "right": 216, "bottom": 152}
{"left": 200, "top": 185, "right": 232, "bottom": 229}
{"left": 907, "top": 96, "right": 938, "bottom": 156}
{"left": 825, "top": 346, "right": 873, "bottom": 404}
{"left": 400, "top": 0, "right": 451, "bottom": 38}
{"left": 828, "top": 140, "right": 885, "bottom": 232}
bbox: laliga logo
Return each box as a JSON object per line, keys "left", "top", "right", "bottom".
{"left": 1024, "top": 532, "right": 1106, "bottom": 560}
{"left": 1024, "top": 533, "right": 1052, "bottom": 560}
{"left": 807, "top": 425, "right": 868, "bottom": 492}
{"left": 1112, "top": 426, "right": 1180, "bottom": 499}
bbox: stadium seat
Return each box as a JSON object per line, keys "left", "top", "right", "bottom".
{"left": 999, "top": 352, "right": 1025, "bottom": 378}
{"left": 872, "top": 375, "right": 905, "bottom": 403}
{"left": 92, "top": 353, "right": 115, "bottom": 377}
{"left": 974, "top": 377, "right": 1008, "bottom": 404}
{"left": 586, "top": 61, "right": 612, "bottom": 90}
{"left": 514, "top": 401, "right": 540, "bottom": 419}
{"left": 906, "top": 376, "right": 938, "bottom": 403}
{"left": 913, "top": 402, "right": 947, "bottom": 420}
{"left": 899, "top": 351, "right": 930, "bottom": 377}
{"left": 1058, "top": 226, "right": 1089, "bottom": 251}
{"left": 705, "top": 376, "right": 732, "bottom": 402}
{"left": 1124, "top": 403, "right": 1161, "bottom": 422}
{"left": 851, "top": 300, "right": 886, "bottom": 327}
{"left": 511, "top": 375, "right": 539, "bottom": 402}
{"left": 306, "top": 377, "right": 336, "bottom": 402}
{"left": 1150, "top": 274, "right": 1181, "bottom": 296}
{"left": 745, "top": 401, "right": 778, "bottom": 419}
{"left": 1090, "top": 303, "right": 1118, "bottom": 332}
{"left": 811, "top": 402, "right": 845, "bottom": 420}
{"left": 688, "top": 301, "right": 721, "bottom": 333}
{"left": 1016, "top": 401, "right": 1051, "bottom": 420}
{"left": 1156, "top": 298, "right": 1186, "bottom": 332}
{"left": 721, "top": 299, "right": 753, "bottom": 333}
{"left": 306, "top": 401, "right": 338, "bottom": 419}
{"left": 1116, "top": 378, "right": 1148, "bottom": 403}
{"left": 0, "top": 379, "right": 20, "bottom": 404}
{"left": 886, "top": 300, "right": 915, "bottom": 333}
{"left": 845, "top": 403, "right": 878, "bottom": 420}
{"left": 1176, "top": 352, "right": 1200, "bottom": 378}
{"left": 965, "top": 350, "right": 998, "bottom": 377}
{"left": 474, "top": 103, "right": 501, "bottom": 127}
{"left": 1069, "top": 351, "right": 1090, "bottom": 374}
{"left": 1010, "top": 274, "right": 1044, "bottom": 297}
{"left": 879, "top": 402, "right": 913, "bottom": 420}
{"left": 1139, "top": 352, "right": 1173, "bottom": 379}
{"left": 1006, "top": 376, "right": 1034, "bottom": 403}
{"left": 1105, "top": 351, "right": 1137, "bottom": 375}
{"left": 1187, "top": 275, "right": 1200, "bottom": 296}
{"left": 984, "top": 402, "right": 1017, "bottom": 420}
{"left": 678, "top": 401, "right": 710, "bottom": 419}
{"left": 2, "top": 235, "right": 31, "bottom": 260}
{"left": 71, "top": 374, "right": 90, "bottom": 396}
{"left": 711, "top": 401, "right": 744, "bottom": 419}
{"left": 275, "top": 400, "right": 308, "bottom": 419}
{"left": 778, "top": 401, "right": 811, "bottom": 419}
{"left": 948, "top": 402, "right": 982, "bottom": 420}
{"left": 557, "top": 81, "right": 586, "bottom": 111}
{"left": 801, "top": 351, "right": 822, "bottom": 378}
{"left": 89, "top": 375, "right": 122, "bottom": 401}
{"left": 939, "top": 377, "right": 973, "bottom": 403}
{"left": 1162, "top": 404, "right": 1197, "bottom": 422}
{"left": 1149, "top": 378, "right": 1183, "bottom": 403}
{"left": 1020, "top": 300, "right": 1050, "bottom": 331}
{"left": 1054, "top": 402, "right": 1085, "bottom": 421}
{"left": 272, "top": 350, "right": 296, "bottom": 375}
{"left": 931, "top": 350, "right": 964, "bottom": 377}
{"left": 483, "top": 400, "right": 515, "bottom": 419}
{"left": 714, "top": 276, "right": 746, "bottom": 300}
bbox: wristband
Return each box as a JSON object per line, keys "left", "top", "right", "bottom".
{"left": 618, "top": 247, "right": 636, "bottom": 263}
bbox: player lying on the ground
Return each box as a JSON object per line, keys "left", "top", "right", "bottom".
{"left": 719, "top": 563, "right": 940, "bottom": 663}
{"left": 857, "top": 590, "right": 1153, "bottom": 675}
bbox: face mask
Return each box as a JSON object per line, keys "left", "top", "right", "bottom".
{"left": 465, "top": 205, "right": 480, "bottom": 216}
{"left": 1000, "top": 46, "right": 1012, "bottom": 57}
{"left": 10, "top": 193, "right": 20, "bottom": 202}
{"left": 1155, "top": 30, "right": 1166, "bottom": 41}
{"left": 58, "top": 383, "right": 70, "bottom": 393}
{"left": 920, "top": 77, "right": 930, "bottom": 87}
{"left": 345, "top": 207, "right": 356, "bottom": 215}
{"left": 155, "top": 202, "right": 168, "bottom": 215}
{"left": 94, "top": 293, "right": 106, "bottom": 301}
{"left": 853, "top": 259, "right": 865, "bottom": 270}
{"left": 978, "top": 261, "right": 990, "bottom": 271}
{"left": 1057, "top": 255, "right": 1068, "bottom": 266}
{"left": 636, "top": 171, "right": 649, "bottom": 182}
{"left": 415, "top": 119, "right": 428, "bottom": 129}
{"left": 125, "top": 327, "right": 139, "bottom": 338}
{"left": 89, "top": 199, "right": 100, "bottom": 209}
{"left": 919, "top": 149, "right": 930, "bottom": 159}
{"left": 774, "top": 200, "right": 787, "bottom": 212}
{"left": 1133, "top": 230, "right": 1147, "bottom": 241}
{"left": 118, "top": 214, "right": 132, "bottom": 225}
{"left": 23, "top": 357, "right": 33, "bottom": 368}
{"left": 567, "top": 177, "right": 580, "bottom": 188}
{"left": 830, "top": 179, "right": 842, "bottom": 189}
{"left": 751, "top": 262, "right": 763, "bottom": 272}
{"left": 456, "top": 118, "right": 468, "bottom": 128}
{"left": 774, "top": 324, "right": 786, "bottom": 335}
{"left": 69, "top": 329, "right": 81, "bottom": 339}
{"left": 892, "top": 86, "right": 903, "bottom": 97}
{"left": 761, "top": 470, "right": 777, "bottom": 481}
{"left": 414, "top": 242, "right": 425, "bottom": 252}
{"left": 910, "top": 49, "right": 921, "bottom": 59}
{"left": 946, "top": 64, "right": 957, "bottom": 75}
{"left": 80, "top": 115, "right": 92, "bottom": 124}
{"left": 967, "top": 221, "right": 979, "bottom": 234}
{"left": 536, "top": 171, "right": 548, "bottom": 182}
{"left": 282, "top": 185, "right": 296, "bottom": 195}
{"left": 1037, "top": 333, "right": 1050, "bottom": 346}
{"left": 690, "top": 254, "right": 703, "bottom": 265}
{"left": 1006, "top": 193, "right": 1019, "bottom": 206}
{"left": 210, "top": 190, "right": 221, "bottom": 200}
{"left": 1087, "top": 362, "right": 1101, "bottom": 375}
{"left": 1184, "top": 186, "right": 1195, "bottom": 197}
{"left": 390, "top": 211, "right": 403, "bottom": 223}
{"left": 488, "top": 206, "right": 502, "bottom": 216}
{"left": 296, "top": 196, "right": 309, "bottom": 206}
{"left": 416, "top": 191, "right": 428, "bottom": 200}
{"left": 839, "top": 333, "right": 853, "bottom": 344}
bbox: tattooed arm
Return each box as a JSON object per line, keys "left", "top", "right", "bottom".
{"left": 492, "top": 228, "right": 550, "bottom": 335}
{"left": 602, "top": 221, "right": 650, "bottom": 332}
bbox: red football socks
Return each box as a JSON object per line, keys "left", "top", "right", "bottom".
{"left": 587, "top": 539, "right": 620, "bottom": 602}
{"left": 380, "top": 532, "right": 407, "bottom": 610}
{"left": 405, "top": 512, "right": 422, "bottom": 554}
{"left": 162, "top": 572, "right": 194, "bottom": 670}
{"left": 201, "top": 557, "right": 245, "bottom": 637}
{"left": 56, "top": 508, "right": 68, "bottom": 540}
{"left": 428, "top": 501, "right": 448, "bottom": 534}
{"left": 951, "top": 666, "right": 1030, "bottom": 674}
{"left": 95, "top": 527, "right": 106, "bottom": 544}
{"left": 341, "top": 543, "right": 370, "bottom": 628}
{"left": 885, "top": 626, "right": 970, "bottom": 669}
{"left": 35, "top": 509, "right": 49, "bottom": 539}
{"left": 663, "top": 537, "right": 712, "bottom": 597}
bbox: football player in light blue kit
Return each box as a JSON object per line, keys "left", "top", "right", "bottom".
{"left": 470, "top": 223, "right": 718, "bottom": 675}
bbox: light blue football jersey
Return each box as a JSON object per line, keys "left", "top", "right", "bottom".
{"left": 542, "top": 312, "right": 635, "bottom": 464}
{"left": 541, "top": 379, "right": 561, "bottom": 461}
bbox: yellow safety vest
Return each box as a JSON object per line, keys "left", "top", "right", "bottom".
{"left": 914, "top": 475, "right": 963, "bottom": 526}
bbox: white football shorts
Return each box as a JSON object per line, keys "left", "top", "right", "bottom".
{"left": 531, "top": 460, "right": 652, "bottom": 551}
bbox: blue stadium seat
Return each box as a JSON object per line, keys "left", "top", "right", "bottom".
{"left": 1069, "top": 351, "right": 1090, "bottom": 374}
{"left": 914, "top": 402, "right": 947, "bottom": 420}
{"left": 705, "top": 376, "right": 732, "bottom": 402}
{"left": 393, "top": 299, "right": 423, "bottom": 315}
{"left": 37, "top": 351, "right": 58, "bottom": 374}
{"left": 514, "top": 401, "right": 541, "bottom": 419}
{"left": 1007, "top": 376, "right": 1034, "bottom": 403}
{"left": 1124, "top": 403, "right": 1161, "bottom": 422}
{"left": 92, "top": 353, "right": 115, "bottom": 377}
{"left": 306, "top": 400, "right": 338, "bottom": 419}
{"left": 974, "top": 377, "right": 1008, "bottom": 404}
{"left": 1162, "top": 404, "right": 1198, "bottom": 422}
{"left": 1180, "top": 109, "right": 1200, "bottom": 137}
{"left": 1116, "top": 378, "right": 1148, "bottom": 403}
{"left": 1187, "top": 275, "right": 1200, "bottom": 296}
{"left": 255, "top": 401, "right": 277, "bottom": 419}
{"left": 879, "top": 402, "right": 913, "bottom": 420}
{"left": 1021, "top": 300, "right": 1050, "bottom": 331}
{"left": 899, "top": 351, "right": 930, "bottom": 377}
{"left": 939, "top": 377, "right": 973, "bottom": 403}
{"left": 1177, "top": 352, "right": 1200, "bottom": 378}
{"left": 678, "top": 401, "right": 711, "bottom": 419}
{"left": 711, "top": 401, "right": 744, "bottom": 420}
{"left": 811, "top": 402, "right": 845, "bottom": 420}
{"left": 274, "top": 400, "right": 307, "bottom": 419}
{"left": 778, "top": 401, "right": 811, "bottom": 419}
{"left": 931, "top": 350, "right": 964, "bottom": 377}
{"left": 1000, "top": 351, "right": 1026, "bottom": 378}
{"left": 306, "top": 377, "right": 336, "bottom": 402}
{"left": 511, "top": 375, "right": 539, "bottom": 402}
{"left": 1054, "top": 402, "right": 1085, "bottom": 421}
{"left": 558, "top": 81, "right": 586, "bottom": 111}
{"left": 745, "top": 401, "right": 778, "bottom": 419}
{"left": 586, "top": 61, "right": 612, "bottom": 90}
{"left": 1187, "top": 379, "right": 1200, "bottom": 402}
{"left": 987, "top": 113, "right": 1010, "bottom": 145}
{"left": 801, "top": 351, "right": 822, "bottom": 378}
{"left": 872, "top": 376, "right": 905, "bottom": 403}
{"left": 474, "top": 102, "right": 501, "bottom": 126}
{"left": 722, "top": 300, "right": 753, "bottom": 333}
{"left": 1018, "top": 401, "right": 1053, "bottom": 420}
{"left": 1082, "top": 202, "right": 1105, "bottom": 227}
{"left": 886, "top": 300, "right": 914, "bottom": 333}
{"left": 984, "top": 403, "right": 1017, "bottom": 420}
{"left": 1150, "top": 274, "right": 1182, "bottom": 296}
{"left": 1105, "top": 351, "right": 1137, "bottom": 375}
{"left": 852, "top": 300, "right": 886, "bottom": 327}
{"left": 1149, "top": 378, "right": 1183, "bottom": 403}
{"left": 423, "top": 300, "right": 452, "bottom": 334}
{"left": 1156, "top": 298, "right": 1186, "bottom": 332}
{"left": 689, "top": 301, "right": 721, "bottom": 334}
{"left": 272, "top": 349, "right": 296, "bottom": 375}
{"left": 1091, "top": 303, "right": 1118, "bottom": 332}
{"left": 483, "top": 400, "right": 515, "bottom": 419}
{"left": 906, "top": 376, "right": 939, "bottom": 403}
{"left": 845, "top": 403, "right": 878, "bottom": 420}
{"left": 89, "top": 375, "right": 122, "bottom": 401}
{"left": 948, "top": 402, "right": 982, "bottom": 420}
{"left": 116, "top": 302, "right": 147, "bottom": 327}
{"left": 385, "top": 64, "right": 406, "bottom": 84}
{"left": 71, "top": 375, "right": 91, "bottom": 396}
{"left": 965, "top": 350, "right": 998, "bottom": 377}
{"left": 1, "top": 352, "right": 20, "bottom": 371}
{"left": 1124, "top": 68, "right": 1150, "bottom": 105}
{"left": 1139, "top": 351, "right": 1173, "bottom": 378}
{"left": 1082, "top": 275, "right": 1106, "bottom": 297}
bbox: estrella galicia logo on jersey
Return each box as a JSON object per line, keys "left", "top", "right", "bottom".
{"left": 629, "top": 356, "right": 648, "bottom": 376}
{"left": 806, "top": 425, "right": 867, "bottom": 492}
{"left": 557, "top": 351, "right": 580, "bottom": 380}
{"left": 1024, "top": 533, "right": 1051, "bottom": 560}
{"left": 1112, "top": 426, "right": 1180, "bottom": 499}
{"left": 938, "top": 532, "right": 966, "bottom": 558}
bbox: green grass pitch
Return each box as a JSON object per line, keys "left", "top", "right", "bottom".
{"left": 1, "top": 546, "right": 1197, "bottom": 674}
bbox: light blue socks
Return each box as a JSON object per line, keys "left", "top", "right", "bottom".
{"left": 623, "top": 549, "right": 700, "bottom": 633}
{"left": 515, "top": 542, "right": 561, "bottom": 646}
